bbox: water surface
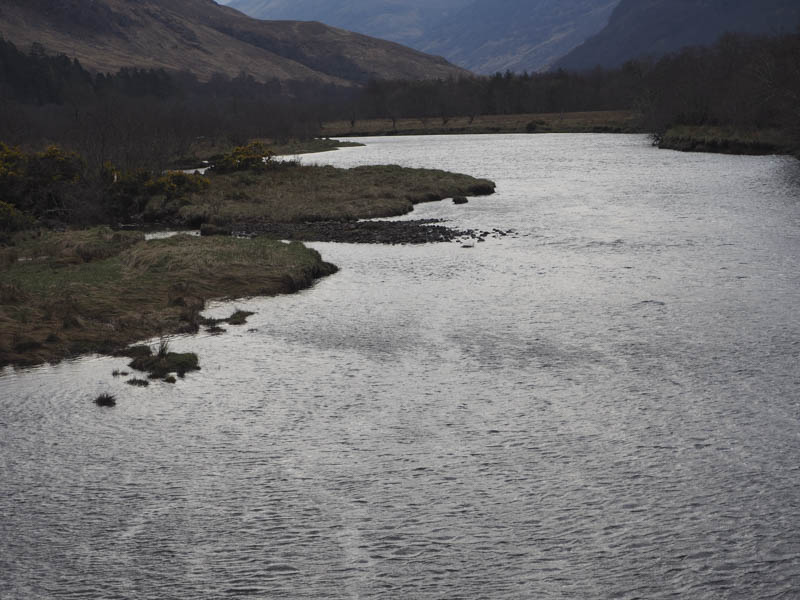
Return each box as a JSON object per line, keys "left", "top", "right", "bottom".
{"left": 2, "top": 134, "right": 799, "bottom": 599}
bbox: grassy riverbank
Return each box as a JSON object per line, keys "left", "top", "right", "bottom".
{"left": 0, "top": 228, "right": 336, "bottom": 368}
{"left": 1, "top": 149, "right": 496, "bottom": 368}
{"left": 182, "top": 164, "right": 495, "bottom": 227}
{"left": 176, "top": 138, "right": 364, "bottom": 169}
{"left": 321, "top": 110, "right": 643, "bottom": 137}
{"left": 657, "top": 125, "right": 797, "bottom": 156}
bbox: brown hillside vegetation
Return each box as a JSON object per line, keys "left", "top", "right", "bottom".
{"left": 0, "top": 0, "right": 467, "bottom": 84}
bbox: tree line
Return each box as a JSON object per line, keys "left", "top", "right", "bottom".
{"left": 352, "top": 31, "right": 799, "bottom": 147}
{"left": 2, "top": 30, "right": 798, "bottom": 236}
{"left": 0, "top": 37, "right": 350, "bottom": 173}
{"left": 3, "top": 30, "right": 799, "bottom": 163}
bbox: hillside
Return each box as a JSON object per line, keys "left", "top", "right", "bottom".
{"left": 419, "top": 0, "right": 619, "bottom": 74}
{"left": 226, "top": 0, "right": 620, "bottom": 74}
{"left": 0, "top": 0, "right": 467, "bottom": 84}
{"left": 224, "top": 0, "right": 470, "bottom": 46}
{"left": 556, "top": 0, "right": 800, "bottom": 70}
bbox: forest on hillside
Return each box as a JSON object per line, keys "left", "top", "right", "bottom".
{"left": 3, "top": 31, "right": 799, "bottom": 155}
{"left": 0, "top": 31, "right": 798, "bottom": 233}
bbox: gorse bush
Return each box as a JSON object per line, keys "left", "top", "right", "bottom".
{"left": 0, "top": 143, "right": 85, "bottom": 220}
{"left": 210, "top": 142, "right": 276, "bottom": 173}
{"left": 0, "top": 142, "right": 215, "bottom": 226}
{"left": 0, "top": 201, "right": 34, "bottom": 236}
{"left": 146, "top": 172, "right": 210, "bottom": 200}
{"left": 104, "top": 167, "right": 210, "bottom": 222}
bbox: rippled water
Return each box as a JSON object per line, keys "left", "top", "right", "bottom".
{"left": 2, "top": 134, "right": 799, "bottom": 599}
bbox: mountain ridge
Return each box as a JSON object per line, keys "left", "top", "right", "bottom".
{"left": 556, "top": 0, "right": 800, "bottom": 70}
{"left": 226, "top": 0, "right": 621, "bottom": 73}
{"left": 0, "top": 0, "right": 468, "bottom": 84}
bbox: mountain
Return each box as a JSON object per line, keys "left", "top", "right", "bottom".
{"left": 419, "top": 0, "right": 620, "bottom": 73}
{"left": 0, "top": 0, "right": 467, "bottom": 85}
{"left": 556, "top": 0, "right": 800, "bottom": 71}
{"left": 226, "top": 0, "right": 621, "bottom": 74}
{"left": 225, "top": 0, "right": 471, "bottom": 46}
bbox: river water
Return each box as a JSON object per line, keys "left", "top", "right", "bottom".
{"left": 2, "top": 134, "right": 799, "bottom": 599}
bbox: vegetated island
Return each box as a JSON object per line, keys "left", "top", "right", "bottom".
{"left": 0, "top": 141, "right": 495, "bottom": 369}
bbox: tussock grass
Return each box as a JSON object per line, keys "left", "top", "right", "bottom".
{"left": 182, "top": 164, "right": 495, "bottom": 226}
{"left": 659, "top": 125, "right": 792, "bottom": 155}
{"left": 94, "top": 393, "right": 117, "bottom": 407}
{"left": 127, "top": 343, "right": 200, "bottom": 379}
{"left": 0, "top": 229, "right": 336, "bottom": 367}
{"left": 226, "top": 310, "right": 254, "bottom": 325}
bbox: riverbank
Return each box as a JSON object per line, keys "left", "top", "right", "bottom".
{"left": 321, "top": 110, "right": 643, "bottom": 137}
{"left": 173, "top": 138, "right": 365, "bottom": 169}
{"left": 0, "top": 229, "right": 336, "bottom": 368}
{"left": 1, "top": 159, "right": 496, "bottom": 368}
{"left": 657, "top": 125, "right": 798, "bottom": 157}
{"left": 180, "top": 164, "right": 494, "bottom": 228}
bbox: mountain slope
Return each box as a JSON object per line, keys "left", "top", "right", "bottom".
{"left": 226, "top": 0, "right": 620, "bottom": 74}
{"left": 0, "top": 0, "right": 467, "bottom": 84}
{"left": 225, "top": 0, "right": 470, "bottom": 46}
{"left": 419, "top": 0, "right": 620, "bottom": 74}
{"left": 556, "top": 0, "right": 800, "bottom": 70}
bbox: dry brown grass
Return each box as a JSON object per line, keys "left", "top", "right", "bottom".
{"left": 322, "top": 110, "right": 643, "bottom": 137}
{"left": 659, "top": 125, "right": 794, "bottom": 155}
{"left": 0, "top": 229, "right": 335, "bottom": 368}
{"left": 182, "top": 164, "right": 495, "bottom": 226}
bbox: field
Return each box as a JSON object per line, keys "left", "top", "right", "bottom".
{"left": 321, "top": 110, "right": 643, "bottom": 137}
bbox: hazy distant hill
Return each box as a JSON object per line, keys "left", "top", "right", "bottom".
{"left": 0, "top": 0, "right": 467, "bottom": 84}
{"left": 420, "top": 0, "right": 619, "bottom": 73}
{"left": 226, "top": 0, "right": 621, "bottom": 73}
{"left": 556, "top": 0, "right": 800, "bottom": 70}
{"left": 225, "top": 0, "right": 470, "bottom": 46}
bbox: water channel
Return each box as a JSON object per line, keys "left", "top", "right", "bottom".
{"left": 2, "top": 134, "right": 799, "bottom": 598}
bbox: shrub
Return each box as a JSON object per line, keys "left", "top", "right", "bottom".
{"left": 105, "top": 168, "right": 210, "bottom": 222}
{"left": 210, "top": 142, "right": 276, "bottom": 173}
{"left": 145, "top": 172, "right": 210, "bottom": 200}
{"left": 0, "top": 201, "right": 34, "bottom": 234}
{"left": 0, "top": 144, "right": 86, "bottom": 219}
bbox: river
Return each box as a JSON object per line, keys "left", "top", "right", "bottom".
{"left": 2, "top": 134, "right": 799, "bottom": 598}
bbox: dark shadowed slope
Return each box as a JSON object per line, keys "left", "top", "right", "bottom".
{"left": 419, "top": 0, "right": 620, "bottom": 74}
{"left": 226, "top": 0, "right": 621, "bottom": 74}
{"left": 556, "top": 0, "right": 800, "bottom": 70}
{"left": 225, "top": 0, "right": 471, "bottom": 46}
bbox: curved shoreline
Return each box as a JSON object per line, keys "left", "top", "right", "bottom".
{"left": 1, "top": 164, "right": 497, "bottom": 370}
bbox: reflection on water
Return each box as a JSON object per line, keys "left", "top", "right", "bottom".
{"left": 2, "top": 134, "right": 799, "bottom": 599}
